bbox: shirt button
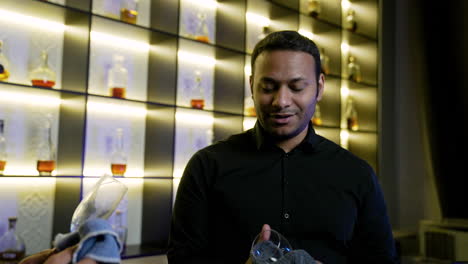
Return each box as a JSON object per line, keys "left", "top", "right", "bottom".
{"left": 284, "top": 213, "right": 290, "bottom": 219}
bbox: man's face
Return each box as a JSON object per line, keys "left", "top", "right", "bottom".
{"left": 250, "top": 50, "right": 324, "bottom": 140}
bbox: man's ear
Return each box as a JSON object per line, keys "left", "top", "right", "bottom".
{"left": 316, "top": 73, "right": 325, "bottom": 101}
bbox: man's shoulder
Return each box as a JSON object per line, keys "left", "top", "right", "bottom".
{"left": 315, "top": 134, "right": 375, "bottom": 174}
{"left": 199, "top": 129, "right": 254, "bottom": 155}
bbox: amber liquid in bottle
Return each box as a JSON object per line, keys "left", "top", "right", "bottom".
{"left": 111, "top": 163, "right": 127, "bottom": 176}
{"left": 111, "top": 87, "right": 126, "bottom": 99}
{"left": 190, "top": 99, "right": 205, "bottom": 110}
{"left": 31, "top": 80, "right": 55, "bottom": 88}
{"left": 29, "top": 51, "right": 56, "bottom": 88}
{"left": 37, "top": 160, "right": 55, "bottom": 175}
{"left": 0, "top": 40, "right": 11, "bottom": 82}
{"left": 120, "top": 8, "right": 137, "bottom": 24}
{"left": 195, "top": 12, "right": 210, "bottom": 43}
{"left": 0, "top": 69, "right": 9, "bottom": 82}
{"left": 312, "top": 116, "right": 323, "bottom": 126}
{"left": 195, "top": 36, "right": 209, "bottom": 43}
{"left": 347, "top": 117, "right": 358, "bottom": 131}
{"left": 0, "top": 160, "right": 5, "bottom": 175}
{"left": 246, "top": 107, "right": 256, "bottom": 117}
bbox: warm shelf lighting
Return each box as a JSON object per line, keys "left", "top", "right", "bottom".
{"left": 0, "top": 166, "right": 57, "bottom": 176}
{"left": 341, "top": 86, "right": 349, "bottom": 97}
{"left": 87, "top": 101, "right": 147, "bottom": 117}
{"left": 1, "top": 167, "right": 39, "bottom": 176}
{"left": 243, "top": 117, "right": 256, "bottom": 131}
{"left": 90, "top": 31, "right": 150, "bottom": 52}
{"left": 177, "top": 50, "right": 216, "bottom": 66}
{"left": 246, "top": 12, "right": 270, "bottom": 27}
{"left": 341, "top": 43, "right": 350, "bottom": 53}
{"left": 0, "top": 9, "right": 65, "bottom": 32}
{"left": 0, "top": 177, "right": 55, "bottom": 189}
{"left": 124, "top": 169, "right": 144, "bottom": 178}
{"left": 0, "top": 91, "right": 61, "bottom": 107}
{"left": 298, "top": 29, "right": 314, "bottom": 40}
{"left": 341, "top": 0, "right": 351, "bottom": 10}
{"left": 173, "top": 168, "right": 184, "bottom": 179}
{"left": 244, "top": 65, "right": 252, "bottom": 76}
{"left": 340, "top": 129, "right": 349, "bottom": 149}
{"left": 191, "top": 0, "right": 218, "bottom": 9}
{"left": 175, "top": 111, "right": 214, "bottom": 126}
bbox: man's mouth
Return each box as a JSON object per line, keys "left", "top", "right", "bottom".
{"left": 270, "top": 113, "right": 295, "bottom": 124}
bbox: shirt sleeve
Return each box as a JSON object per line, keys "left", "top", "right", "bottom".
{"left": 167, "top": 151, "right": 222, "bottom": 264}
{"left": 347, "top": 167, "right": 401, "bottom": 264}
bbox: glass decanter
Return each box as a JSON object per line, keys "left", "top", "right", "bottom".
{"left": 110, "top": 128, "right": 127, "bottom": 176}
{"left": 0, "top": 40, "right": 11, "bottom": 82}
{"left": 307, "top": 0, "right": 321, "bottom": 18}
{"left": 30, "top": 50, "right": 56, "bottom": 88}
{"left": 345, "top": 9, "right": 357, "bottom": 32}
{"left": 345, "top": 98, "right": 359, "bottom": 131}
{"left": 195, "top": 12, "right": 210, "bottom": 43}
{"left": 108, "top": 55, "right": 128, "bottom": 99}
{"left": 0, "top": 120, "right": 7, "bottom": 175}
{"left": 112, "top": 210, "right": 127, "bottom": 255}
{"left": 0, "top": 217, "right": 26, "bottom": 264}
{"left": 190, "top": 70, "right": 205, "bottom": 110}
{"left": 120, "top": 0, "right": 138, "bottom": 24}
{"left": 244, "top": 97, "right": 256, "bottom": 117}
{"left": 320, "top": 47, "right": 330, "bottom": 75}
{"left": 312, "top": 103, "right": 323, "bottom": 126}
{"left": 258, "top": 26, "right": 270, "bottom": 41}
{"left": 347, "top": 55, "right": 362, "bottom": 83}
{"left": 37, "top": 116, "right": 56, "bottom": 176}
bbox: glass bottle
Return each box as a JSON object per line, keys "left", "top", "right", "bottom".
{"left": 0, "top": 40, "right": 11, "bottom": 82}
{"left": 195, "top": 12, "right": 210, "bottom": 43}
{"left": 110, "top": 128, "right": 127, "bottom": 176}
{"left": 258, "top": 26, "right": 270, "bottom": 41}
{"left": 190, "top": 71, "right": 205, "bottom": 110}
{"left": 312, "top": 103, "right": 323, "bottom": 126}
{"left": 37, "top": 117, "right": 56, "bottom": 176}
{"left": 108, "top": 55, "right": 128, "bottom": 99}
{"left": 0, "top": 120, "right": 6, "bottom": 175}
{"left": 345, "top": 9, "right": 357, "bottom": 32}
{"left": 120, "top": 0, "right": 138, "bottom": 24}
{"left": 0, "top": 217, "right": 26, "bottom": 264}
{"left": 347, "top": 55, "right": 362, "bottom": 83}
{"left": 244, "top": 97, "right": 256, "bottom": 117}
{"left": 320, "top": 48, "right": 330, "bottom": 75}
{"left": 307, "top": 0, "right": 321, "bottom": 18}
{"left": 30, "top": 50, "right": 56, "bottom": 88}
{"left": 345, "top": 98, "right": 359, "bottom": 131}
{"left": 112, "top": 210, "right": 127, "bottom": 255}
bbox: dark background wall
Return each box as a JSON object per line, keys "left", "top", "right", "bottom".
{"left": 380, "top": 0, "right": 468, "bottom": 231}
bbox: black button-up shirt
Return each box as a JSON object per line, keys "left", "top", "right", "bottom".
{"left": 168, "top": 122, "right": 399, "bottom": 264}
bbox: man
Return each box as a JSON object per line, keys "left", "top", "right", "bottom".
{"left": 169, "top": 30, "right": 399, "bottom": 263}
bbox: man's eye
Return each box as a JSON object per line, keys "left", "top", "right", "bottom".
{"left": 290, "top": 85, "right": 305, "bottom": 92}
{"left": 261, "top": 83, "right": 276, "bottom": 91}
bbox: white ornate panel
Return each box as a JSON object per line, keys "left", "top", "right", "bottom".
{"left": 0, "top": 178, "right": 55, "bottom": 255}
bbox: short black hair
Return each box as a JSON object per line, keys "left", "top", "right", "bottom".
{"left": 251, "top": 30, "right": 321, "bottom": 80}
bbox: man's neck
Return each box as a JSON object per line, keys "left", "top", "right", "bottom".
{"left": 274, "top": 125, "right": 309, "bottom": 153}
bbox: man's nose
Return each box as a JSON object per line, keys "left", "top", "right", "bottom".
{"left": 272, "top": 85, "right": 292, "bottom": 108}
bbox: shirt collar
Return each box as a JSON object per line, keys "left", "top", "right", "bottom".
{"left": 252, "top": 121, "right": 319, "bottom": 152}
